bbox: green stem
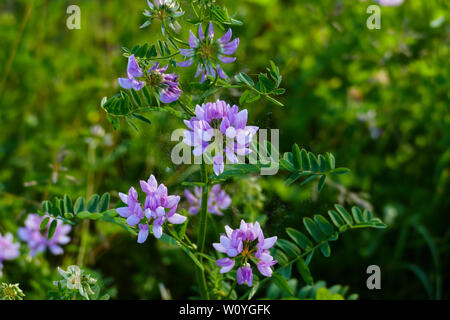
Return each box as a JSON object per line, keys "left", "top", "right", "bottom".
{"left": 225, "top": 278, "right": 237, "bottom": 300}
{"left": 195, "top": 161, "right": 210, "bottom": 299}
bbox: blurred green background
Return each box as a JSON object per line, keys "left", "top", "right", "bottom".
{"left": 0, "top": 0, "right": 449, "bottom": 299}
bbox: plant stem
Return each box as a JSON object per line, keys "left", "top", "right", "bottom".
{"left": 225, "top": 278, "right": 237, "bottom": 300}
{"left": 76, "top": 141, "right": 96, "bottom": 266}
{"left": 195, "top": 161, "right": 210, "bottom": 299}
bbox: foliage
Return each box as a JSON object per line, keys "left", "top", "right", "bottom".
{"left": 0, "top": 0, "right": 448, "bottom": 300}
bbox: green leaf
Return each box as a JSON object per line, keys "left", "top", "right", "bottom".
{"left": 264, "top": 95, "right": 283, "bottom": 107}
{"left": 98, "top": 193, "right": 110, "bottom": 212}
{"left": 318, "top": 155, "right": 327, "bottom": 172}
{"left": 363, "top": 209, "right": 373, "bottom": 222}
{"left": 40, "top": 217, "right": 50, "bottom": 230}
{"left": 296, "top": 258, "right": 314, "bottom": 285}
{"left": 86, "top": 194, "right": 100, "bottom": 213}
{"left": 48, "top": 219, "right": 57, "bottom": 239}
{"left": 331, "top": 167, "right": 350, "bottom": 175}
{"left": 130, "top": 89, "right": 141, "bottom": 106}
{"left": 235, "top": 73, "right": 254, "bottom": 86}
{"left": 276, "top": 239, "right": 301, "bottom": 258}
{"left": 309, "top": 153, "right": 320, "bottom": 172}
{"left": 286, "top": 228, "right": 313, "bottom": 250}
{"left": 352, "top": 207, "right": 364, "bottom": 223}
{"left": 292, "top": 144, "right": 302, "bottom": 169}
{"left": 327, "top": 153, "right": 335, "bottom": 169}
{"left": 52, "top": 197, "right": 61, "bottom": 216}
{"left": 301, "top": 149, "right": 310, "bottom": 171}
{"left": 76, "top": 211, "right": 103, "bottom": 220}
{"left": 142, "top": 86, "right": 153, "bottom": 105}
{"left": 303, "top": 218, "right": 325, "bottom": 243}
{"left": 74, "top": 197, "right": 85, "bottom": 214}
{"left": 132, "top": 113, "right": 152, "bottom": 125}
{"left": 305, "top": 249, "right": 315, "bottom": 265}
{"left": 314, "top": 215, "right": 335, "bottom": 237}
{"left": 63, "top": 195, "right": 73, "bottom": 214}
{"left": 284, "top": 171, "right": 302, "bottom": 186}
{"left": 317, "top": 175, "right": 326, "bottom": 192}
{"left": 328, "top": 210, "right": 346, "bottom": 229}
{"left": 272, "top": 88, "right": 286, "bottom": 95}
{"left": 239, "top": 89, "right": 252, "bottom": 105}
{"left": 272, "top": 248, "right": 289, "bottom": 266}
{"left": 335, "top": 204, "right": 354, "bottom": 226}
{"left": 42, "top": 200, "right": 51, "bottom": 213}
{"left": 272, "top": 273, "right": 294, "bottom": 296}
{"left": 319, "top": 242, "right": 331, "bottom": 257}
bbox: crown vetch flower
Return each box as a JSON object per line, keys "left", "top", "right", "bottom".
{"left": 18, "top": 214, "right": 71, "bottom": 256}
{"left": 183, "top": 100, "right": 258, "bottom": 175}
{"left": 117, "top": 186, "right": 144, "bottom": 226}
{"left": 0, "top": 233, "right": 20, "bottom": 277}
{"left": 213, "top": 220, "right": 277, "bottom": 287}
{"left": 184, "top": 184, "right": 231, "bottom": 216}
{"left": 178, "top": 22, "right": 239, "bottom": 83}
{"left": 142, "top": 0, "right": 184, "bottom": 33}
{"left": 118, "top": 56, "right": 182, "bottom": 103}
{"left": 117, "top": 174, "right": 186, "bottom": 242}
{"left": 118, "top": 54, "right": 145, "bottom": 91}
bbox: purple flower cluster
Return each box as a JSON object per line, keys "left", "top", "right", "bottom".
{"left": 118, "top": 55, "right": 182, "bottom": 103}
{"left": 117, "top": 174, "right": 186, "bottom": 242}
{"left": 0, "top": 233, "right": 20, "bottom": 277}
{"left": 183, "top": 100, "right": 258, "bottom": 175}
{"left": 178, "top": 22, "right": 239, "bottom": 83}
{"left": 213, "top": 220, "right": 277, "bottom": 287}
{"left": 18, "top": 214, "right": 71, "bottom": 256}
{"left": 184, "top": 184, "right": 231, "bottom": 216}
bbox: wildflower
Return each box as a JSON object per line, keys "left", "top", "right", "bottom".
{"left": 118, "top": 56, "right": 182, "bottom": 103}
{"left": 0, "top": 233, "right": 20, "bottom": 277}
{"left": 142, "top": 0, "right": 184, "bottom": 34}
{"left": 117, "top": 187, "right": 144, "bottom": 226}
{"left": 184, "top": 184, "right": 231, "bottom": 215}
{"left": 117, "top": 174, "right": 186, "bottom": 242}
{"left": 148, "top": 62, "right": 183, "bottom": 103}
{"left": 178, "top": 22, "right": 239, "bottom": 83}
{"left": 213, "top": 220, "right": 277, "bottom": 287}
{"left": 54, "top": 265, "right": 97, "bottom": 300}
{"left": 183, "top": 100, "right": 258, "bottom": 175}
{"left": 118, "top": 54, "right": 145, "bottom": 91}
{"left": 236, "top": 264, "right": 253, "bottom": 287}
{"left": 0, "top": 283, "right": 25, "bottom": 300}
{"left": 18, "top": 214, "right": 71, "bottom": 256}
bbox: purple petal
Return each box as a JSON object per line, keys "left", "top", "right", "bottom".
{"left": 208, "top": 21, "right": 214, "bottom": 40}
{"left": 221, "top": 38, "right": 239, "bottom": 55}
{"left": 219, "top": 56, "right": 236, "bottom": 64}
{"left": 153, "top": 224, "right": 163, "bottom": 239}
{"left": 127, "top": 54, "right": 143, "bottom": 78}
{"left": 167, "top": 213, "right": 186, "bottom": 224}
{"left": 189, "top": 30, "right": 199, "bottom": 48}
{"left": 219, "top": 28, "right": 232, "bottom": 44}
{"left": 116, "top": 207, "right": 131, "bottom": 218}
{"left": 127, "top": 215, "right": 141, "bottom": 226}
{"left": 261, "top": 236, "right": 277, "bottom": 250}
{"left": 198, "top": 24, "right": 205, "bottom": 41}
{"left": 178, "top": 59, "right": 194, "bottom": 67}
{"left": 138, "top": 224, "right": 149, "bottom": 243}
{"left": 216, "top": 258, "right": 235, "bottom": 273}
